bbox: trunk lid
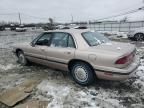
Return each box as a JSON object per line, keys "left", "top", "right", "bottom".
{"left": 90, "top": 42, "right": 135, "bottom": 56}
{"left": 87, "top": 41, "right": 136, "bottom": 68}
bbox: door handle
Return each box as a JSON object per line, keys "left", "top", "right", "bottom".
{"left": 64, "top": 51, "right": 71, "bottom": 54}
{"left": 41, "top": 48, "right": 45, "bottom": 51}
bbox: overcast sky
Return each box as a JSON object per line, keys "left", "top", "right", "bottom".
{"left": 0, "top": 0, "right": 144, "bottom": 23}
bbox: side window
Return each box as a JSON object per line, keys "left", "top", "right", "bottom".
{"left": 36, "top": 33, "right": 52, "bottom": 46}
{"left": 50, "top": 33, "right": 68, "bottom": 48}
{"left": 68, "top": 35, "right": 75, "bottom": 48}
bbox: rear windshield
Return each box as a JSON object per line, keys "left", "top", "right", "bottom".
{"left": 82, "top": 32, "right": 110, "bottom": 46}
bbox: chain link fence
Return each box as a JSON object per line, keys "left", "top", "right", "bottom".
{"left": 80, "top": 20, "right": 144, "bottom": 32}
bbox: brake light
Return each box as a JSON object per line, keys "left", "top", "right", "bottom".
{"left": 115, "top": 53, "right": 134, "bottom": 64}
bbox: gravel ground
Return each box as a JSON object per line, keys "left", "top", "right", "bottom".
{"left": 0, "top": 30, "right": 144, "bottom": 108}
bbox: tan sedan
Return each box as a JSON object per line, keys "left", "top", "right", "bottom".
{"left": 12, "top": 29, "right": 140, "bottom": 86}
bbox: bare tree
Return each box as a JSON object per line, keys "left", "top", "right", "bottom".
{"left": 49, "top": 18, "right": 54, "bottom": 26}
{"left": 120, "top": 17, "right": 128, "bottom": 22}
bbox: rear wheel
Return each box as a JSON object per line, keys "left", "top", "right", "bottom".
{"left": 134, "top": 33, "right": 144, "bottom": 41}
{"left": 17, "top": 51, "right": 28, "bottom": 66}
{"left": 70, "top": 62, "right": 95, "bottom": 86}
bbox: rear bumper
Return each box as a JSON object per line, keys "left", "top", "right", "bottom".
{"left": 95, "top": 67, "right": 137, "bottom": 81}
{"left": 94, "top": 56, "right": 140, "bottom": 81}
{"left": 127, "top": 33, "right": 134, "bottom": 38}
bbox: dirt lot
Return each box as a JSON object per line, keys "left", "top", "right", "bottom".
{"left": 0, "top": 30, "right": 144, "bottom": 108}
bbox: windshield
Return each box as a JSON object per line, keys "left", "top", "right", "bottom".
{"left": 82, "top": 32, "right": 110, "bottom": 46}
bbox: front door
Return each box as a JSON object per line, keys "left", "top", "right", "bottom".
{"left": 25, "top": 33, "right": 52, "bottom": 64}
{"left": 44, "top": 32, "right": 76, "bottom": 70}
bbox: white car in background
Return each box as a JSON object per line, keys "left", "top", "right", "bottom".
{"left": 15, "top": 25, "right": 27, "bottom": 32}
{"left": 128, "top": 27, "right": 144, "bottom": 41}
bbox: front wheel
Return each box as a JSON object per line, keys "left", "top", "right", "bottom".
{"left": 71, "top": 62, "right": 95, "bottom": 86}
{"left": 17, "top": 51, "right": 28, "bottom": 66}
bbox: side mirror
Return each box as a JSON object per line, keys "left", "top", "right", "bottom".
{"left": 30, "top": 42, "right": 35, "bottom": 47}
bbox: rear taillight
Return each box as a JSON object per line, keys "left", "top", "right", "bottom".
{"left": 115, "top": 53, "right": 134, "bottom": 64}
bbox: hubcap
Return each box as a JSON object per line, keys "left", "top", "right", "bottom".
{"left": 19, "top": 53, "right": 25, "bottom": 64}
{"left": 74, "top": 66, "right": 88, "bottom": 82}
{"left": 136, "top": 34, "right": 143, "bottom": 41}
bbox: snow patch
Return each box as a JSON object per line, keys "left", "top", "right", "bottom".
{"left": 135, "top": 58, "right": 144, "bottom": 89}
{"left": 99, "top": 31, "right": 128, "bottom": 39}
{"left": 37, "top": 80, "right": 71, "bottom": 108}
{"left": 0, "top": 64, "right": 16, "bottom": 71}
{"left": 37, "top": 80, "right": 124, "bottom": 108}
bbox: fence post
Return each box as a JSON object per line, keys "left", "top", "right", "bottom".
{"left": 111, "top": 23, "right": 112, "bottom": 32}
{"left": 119, "top": 22, "right": 121, "bottom": 32}
{"left": 104, "top": 23, "right": 105, "bottom": 31}
{"left": 128, "top": 22, "right": 131, "bottom": 32}
{"left": 142, "top": 21, "right": 144, "bottom": 27}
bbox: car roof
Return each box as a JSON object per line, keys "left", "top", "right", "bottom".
{"left": 43, "top": 29, "right": 90, "bottom": 34}
{"left": 43, "top": 29, "right": 91, "bottom": 49}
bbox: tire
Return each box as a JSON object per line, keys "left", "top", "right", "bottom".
{"left": 71, "top": 62, "right": 95, "bottom": 86}
{"left": 134, "top": 33, "right": 144, "bottom": 41}
{"left": 17, "top": 51, "right": 28, "bottom": 66}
